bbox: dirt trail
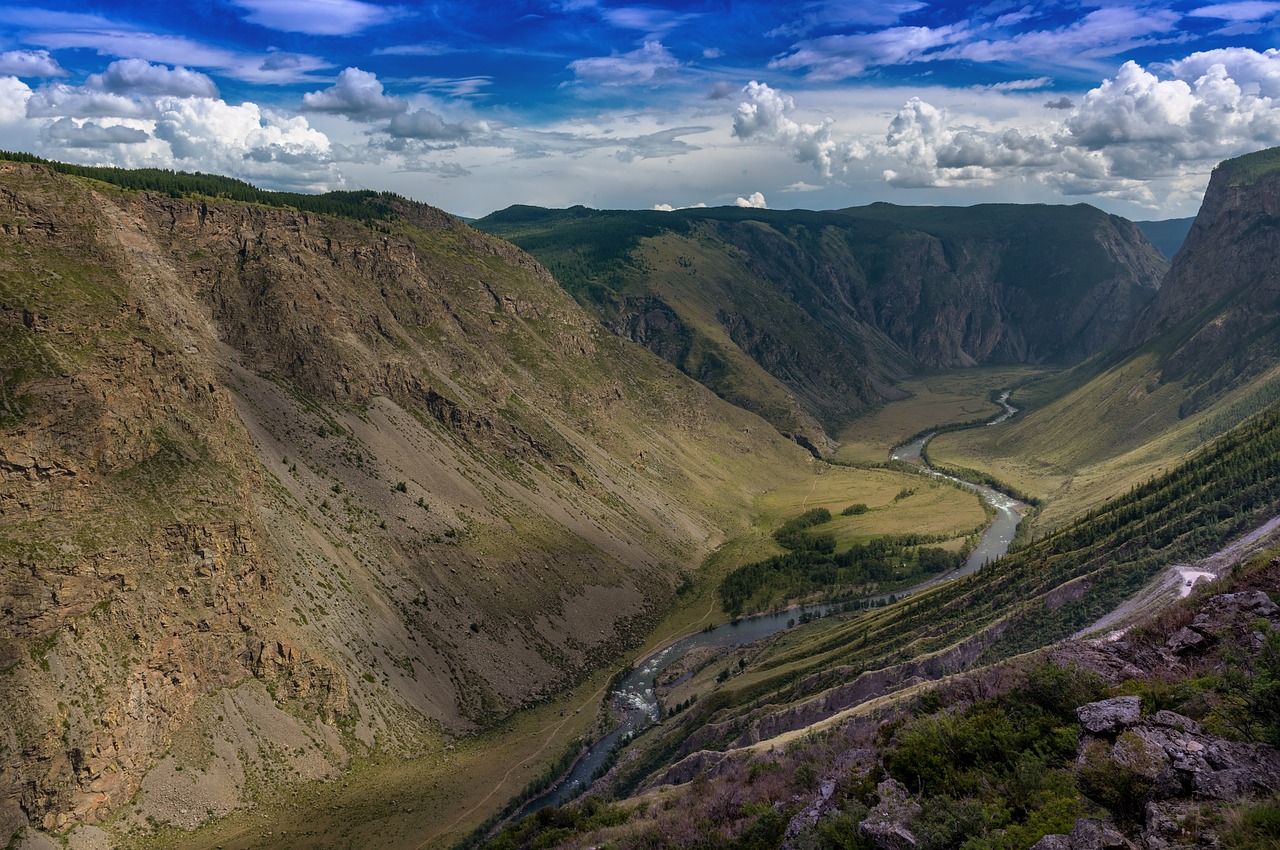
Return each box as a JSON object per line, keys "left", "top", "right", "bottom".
{"left": 1077, "top": 513, "right": 1280, "bottom": 640}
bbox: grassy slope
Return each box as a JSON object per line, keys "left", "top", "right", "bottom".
{"left": 594, "top": 396, "right": 1280, "bottom": 817}
{"left": 931, "top": 353, "right": 1280, "bottom": 530}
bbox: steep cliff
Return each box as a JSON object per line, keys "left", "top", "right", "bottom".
{"left": 843, "top": 203, "right": 1168, "bottom": 367}
{"left": 1128, "top": 148, "right": 1280, "bottom": 415}
{"left": 476, "top": 204, "right": 1166, "bottom": 450}
{"left": 0, "top": 163, "right": 807, "bottom": 842}
{"left": 930, "top": 147, "right": 1280, "bottom": 526}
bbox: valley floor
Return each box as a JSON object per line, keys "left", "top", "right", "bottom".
{"left": 45, "top": 368, "right": 1023, "bottom": 850}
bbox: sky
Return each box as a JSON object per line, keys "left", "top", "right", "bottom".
{"left": 2, "top": 2, "right": 1280, "bottom": 218}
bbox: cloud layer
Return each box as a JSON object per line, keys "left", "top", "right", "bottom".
{"left": 4, "top": 0, "right": 1280, "bottom": 216}
{"left": 730, "top": 47, "right": 1280, "bottom": 207}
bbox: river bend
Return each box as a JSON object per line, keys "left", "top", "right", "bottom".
{"left": 517, "top": 391, "right": 1027, "bottom": 815}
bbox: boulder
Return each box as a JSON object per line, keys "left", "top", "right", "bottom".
{"left": 858, "top": 779, "right": 921, "bottom": 850}
{"left": 1164, "top": 628, "right": 1206, "bottom": 655}
{"left": 1069, "top": 817, "right": 1134, "bottom": 850}
{"left": 1077, "top": 697, "right": 1143, "bottom": 735}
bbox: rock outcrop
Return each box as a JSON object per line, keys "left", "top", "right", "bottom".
{"left": 1126, "top": 148, "right": 1280, "bottom": 417}
{"left": 859, "top": 779, "right": 922, "bottom": 850}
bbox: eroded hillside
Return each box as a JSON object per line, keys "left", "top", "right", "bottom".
{"left": 0, "top": 163, "right": 809, "bottom": 842}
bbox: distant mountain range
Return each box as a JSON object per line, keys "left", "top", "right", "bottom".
{"left": 1135, "top": 216, "right": 1196, "bottom": 259}
{"left": 476, "top": 202, "right": 1168, "bottom": 451}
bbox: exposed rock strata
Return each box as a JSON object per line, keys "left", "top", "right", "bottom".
{"left": 0, "top": 163, "right": 802, "bottom": 843}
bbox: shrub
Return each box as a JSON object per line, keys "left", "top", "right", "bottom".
{"left": 1075, "top": 734, "right": 1159, "bottom": 825}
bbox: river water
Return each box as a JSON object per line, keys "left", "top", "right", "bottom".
{"left": 515, "top": 391, "right": 1027, "bottom": 816}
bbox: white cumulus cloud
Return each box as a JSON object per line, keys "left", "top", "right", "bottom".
{"left": 0, "top": 49, "right": 65, "bottom": 78}
{"left": 153, "top": 97, "right": 340, "bottom": 191}
{"left": 735, "top": 191, "right": 767, "bottom": 208}
{"left": 858, "top": 49, "right": 1280, "bottom": 201}
{"left": 732, "top": 80, "right": 860, "bottom": 177}
{"left": 880, "top": 97, "right": 990, "bottom": 187}
{"left": 302, "top": 67, "right": 406, "bottom": 120}
{"left": 87, "top": 58, "right": 218, "bottom": 98}
{"left": 0, "top": 76, "right": 33, "bottom": 123}
{"left": 1165, "top": 47, "right": 1280, "bottom": 97}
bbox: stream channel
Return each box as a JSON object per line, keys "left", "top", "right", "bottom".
{"left": 516, "top": 391, "right": 1028, "bottom": 817}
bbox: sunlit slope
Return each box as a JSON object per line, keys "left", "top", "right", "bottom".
{"left": 0, "top": 161, "right": 811, "bottom": 841}
{"left": 932, "top": 147, "right": 1280, "bottom": 528}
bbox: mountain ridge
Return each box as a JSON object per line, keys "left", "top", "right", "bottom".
{"left": 476, "top": 202, "right": 1167, "bottom": 450}
{"left": 0, "top": 161, "right": 809, "bottom": 843}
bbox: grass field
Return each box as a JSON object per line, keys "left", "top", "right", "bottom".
{"left": 929, "top": 358, "right": 1280, "bottom": 530}
{"left": 833, "top": 366, "right": 1049, "bottom": 464}
{"left": 755, "top": 464, "right": 986, "bottom": 547}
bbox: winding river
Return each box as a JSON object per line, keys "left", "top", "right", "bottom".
{"left": 515, "top": 391, "right": 1028, "bottom": 816}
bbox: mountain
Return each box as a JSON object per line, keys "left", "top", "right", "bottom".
{"left": 476, "top": 203, "right": 1168, "bottom": 451}
{"left": 470, "top": 153, "right": 1280, "bottom": 850}
{"left": 1135, "top": 216, "right": 1195, "bottom": 259}
{"left": 929, "top": 147, "right": 1280, "bottom": 528}
{"left": 1129, "top": 148, "right": 1280, "bottom": 393}
{"left": 3, "top": 148, "right": 1275, "bottom": 850}
{"left": 0, "top": 161, "right": 809, "bottom": 842}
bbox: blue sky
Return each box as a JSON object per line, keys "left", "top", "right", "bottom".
{"left": 2, "top": 1, "right": 1280, "bottom": 217}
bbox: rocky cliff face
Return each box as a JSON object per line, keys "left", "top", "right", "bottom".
{"left": 838, "top": 203, "right": 1168, "bottom": 368}
{"left": 477, "top": 204, "right": 1167, "bottom": 448}
{"left": 0, "top": 163, "right": 805, "bottom": 842}
{"left": 1126, "top": 149, "right": 1280, "bottom": 416}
